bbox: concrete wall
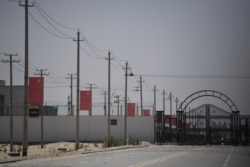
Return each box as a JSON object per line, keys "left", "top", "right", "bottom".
{"left": 0, "top": 116, "right": 154, "bottom": 143}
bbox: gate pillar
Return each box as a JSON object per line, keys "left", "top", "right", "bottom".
{"left": 206, "top": 105, "right": 211, "bottom": 145}
{"left": 231, "top": 111, "right": 240, "bottom": 145}
{"left": 177, "top": 111, "right": 184, "bottom": 144}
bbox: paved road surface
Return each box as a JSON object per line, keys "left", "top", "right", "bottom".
{"left": 2, "top": 145, "right": 250, "bottom": 167}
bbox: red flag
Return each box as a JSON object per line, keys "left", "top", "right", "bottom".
{"left": 29, "top": 77, "right": 44, "bottom": 105}
{"left": 127, "top": 103, "right": 135, "bottom": 117}
{"left": 143, "top": 109, "right": 150, "bottom": 116}
{"left": 165, "top": 115, "right": 177, "bottom": 126}
{"left": 172, "top": 117, "right": 177, "bottom": 126}
{"left": 80, "top": 90, "right": 92, "bottom": 110}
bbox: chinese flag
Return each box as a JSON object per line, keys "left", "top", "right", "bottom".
{"left": 29, "top": 77, "right": 44, "bottom": 104}
{"left": 127, "top": 103, "right": 135, "bottom": 117}
{"left": 143, "top": 109, "right": 150, "bottom": 116}
{"left": 80, "top": 90, "right": 92, "bottom": 110}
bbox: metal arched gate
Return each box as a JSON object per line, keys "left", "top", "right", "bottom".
{"left": 176, "top": 90, "right": 240, "bottom": 145}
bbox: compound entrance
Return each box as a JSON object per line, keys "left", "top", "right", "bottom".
{"left": 176, "top": 90, "right": 240, "bottom": 145}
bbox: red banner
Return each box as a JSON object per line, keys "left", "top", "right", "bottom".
{"left": 29, "top": 77, "right": 44, "bottom": 105}
{"left": 143, "top": 109, "right": 150, "bottom": 116}
{"left": 80, "top": 90, "right": 92, "bottom": 110}
{"left": 165, "top": 115, "right": 177, "bottom": 126}
{"left": 127, "top": 103, "right": 135, "bottom": 117}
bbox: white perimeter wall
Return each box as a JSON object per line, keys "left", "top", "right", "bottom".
{"left": 0, "top": 116, "right": 154, "bottom": 143}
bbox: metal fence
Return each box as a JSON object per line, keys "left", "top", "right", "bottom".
{"left": 155, "top": 105, "right": 250, "bottom": 145}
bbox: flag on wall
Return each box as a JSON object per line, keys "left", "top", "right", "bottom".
{"left": 127, "top": 103, "right": 135, "bottom": 117}
{"left": 143, "top": 109, "right": 150, "bottom": 116}
{"left": 80, "top": 90, "right": 92, "bottom": 110}
{"left": 29, "top": 77, "right": 44, "bottom": 104}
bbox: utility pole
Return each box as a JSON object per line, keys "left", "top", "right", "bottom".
{"left": 139, "top": 76, "right": 143, "bottom": 116}
{"left": 169, "top": 92, "right": 173, "bottom": 142}
{"left": 66, "top": 73, "right": 76, "bottom": 116}
{"left": 153, "top": 85, "right": 157, "bottom": 115}
{"left": 1, "top": 53, "right": 20, "bottom": 152}
{"left": 162, "top": 89, "right": 167, "bottom": 131}
{"left": 175, "top": 97, "right": 179, "bottom": 112}
{"left": 114, "top": 95, "right": 120, "bottom": 116}
{"left": 124, "top": 62, "right": 128, "bottom": 145}
{"left": 34, "top": 68, "right": 49, "bottom": 149}
{"left": 86, "top": 83, "right": 96, "bottom": 116}
{"left": 105, "top": 51, "right": 113, "bottom": 145}
{"left": 101, "top": 91, "right": 107, "bottom": 116}
{"left": 153, "top": 85, "right": 157, "bottom": 143}
{"left": 19, "top": 0, "right": 34, "bottom": 156}
{"left": 34, "top": 68, "right": 49, "bottom": 77}
{"left": 123, "top": 62, "right": 133, "bottom": 144}
{"left": 162, "top": 89, "right": 167, "bottom": 115}
{"left": 73, "top": 30, "right": 83, "bottom": 150}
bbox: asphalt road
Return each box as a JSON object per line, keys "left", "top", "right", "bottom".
{"left": 2, "top": 145, "right": 250, "bottom": 167}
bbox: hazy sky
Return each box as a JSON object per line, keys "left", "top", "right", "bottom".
{"left": 0, "top": 0, "right": 250, "bottom": 115}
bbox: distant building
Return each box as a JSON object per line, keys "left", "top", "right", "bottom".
{"left": 186, "top": 104, "right": 231, "bottom": 129}
{"left": 0, "top": 80, "right": 57, "bottom": 116}
{"left": 0, "top": 80, "right": 24, "bottom": 116}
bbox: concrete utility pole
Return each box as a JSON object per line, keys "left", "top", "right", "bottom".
{"left": 34, "top": 68, "right": 49, "bottom": 149}
{"left": 73, "top": 30, "right": 83, "bottom": 150}
{"left": 66, "top": 73, "right": 76, "bottom": 116}
{"left": 162, "top": 89, "right": 167, "bottom": 131}
{"left": 123, "top": 62, "right": 133, "bottom": 144}
{"left": 162, "top": 90, "right": 166, "bottom": 115}
{"left": 86, "top": 83, "right": 96, "bottom": 116}
{"left": 175, "top": 97, "right": 179, "bottom": 112}
{"left": 105, "top": 51, "right": 113, "bottom": 145}
{"left": 101, "top": 90, "right": 107, "bottom": 116}
{"left": 124, "top": 62, "right": 128, "bottom": 145}
{"left": 153, "top": 85, "right": 157, "bottom": 115}
{"left": 139, "top": 76, "right": 143, "bottom": 116}
{"left": 153, "top": 85, "right": 157, "bottom": 143}
{"left": 1, "top": 53, "right": 20, "bottom": 152}
{"left": 169, "top": 92, "right": 173, "bottom": 142}
{"left": 19, "top": 0, "right": 34, "bottom": 156}
{"left": 114, "top": 95, "right": 120, "bottom": 116}
{"left": 34, "top": 68, "right": 49, "bottom": 77}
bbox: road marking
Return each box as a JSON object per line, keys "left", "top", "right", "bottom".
{"left": 222, "top": 148, "right": 234, "bottom": 167}
{"left": 128, "top": 152, "right": 187, "bottom": 167}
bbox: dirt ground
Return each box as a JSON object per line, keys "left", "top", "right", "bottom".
{"left": 0, "top": 141, "right": 151, "bottom": 162}
{"left": 0, "top": 142, "right": 103, "bottom": 161}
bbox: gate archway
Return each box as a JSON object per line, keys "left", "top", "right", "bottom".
{"left": 178, "top": 90, "right": 238, "bottom": 112}
{"left": 176, "top": 90, "right": 240, "bottom": 145}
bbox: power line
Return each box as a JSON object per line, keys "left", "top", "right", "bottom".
{"left": 136, "top": 74, "right": 250, "bottom": 79}
{"left": 33, "top": 1, "right": 73, "bottom": 39}
{"left": 33, "top": 0, "right": 78, "bottom": 31}
{"left": 80, "top": 46, "right": 103, "bottom": 59}
{"left": 84, "top": 37, "right": 109, "bottom": 52}
{"left": 28, "top": 12, "right": 69, "bottom": 39}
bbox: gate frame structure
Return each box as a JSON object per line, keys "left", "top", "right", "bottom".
{"left": 176, "top": 90, "right": 240, "bottom": 145}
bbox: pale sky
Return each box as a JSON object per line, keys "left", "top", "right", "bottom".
{"left": 0, "top": 0, "right": 250, "bottom": 115}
